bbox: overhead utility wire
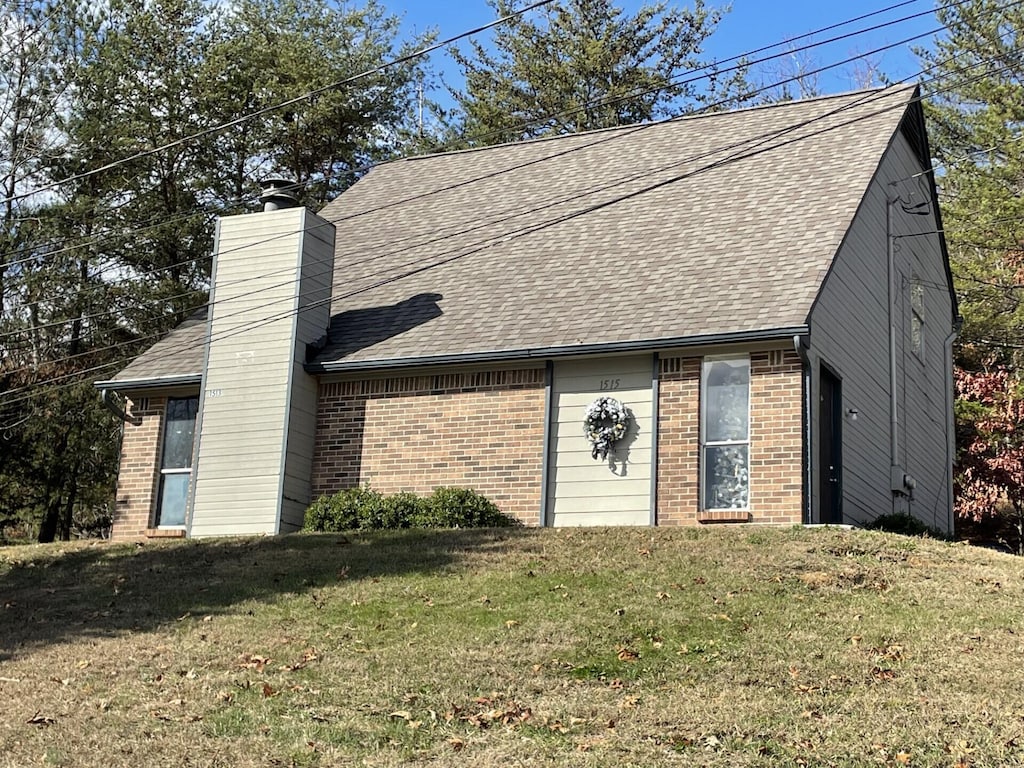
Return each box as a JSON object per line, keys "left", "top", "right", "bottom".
{"left": 0, "top": 0, "right": 937, "bottom": 271}
{"left": 0, "top": 0, "right": 957, "bottom": 341}
{"left": 2, "top": 16, "right": 955, "bottom": 350}
{"left": 0, "top": 0, "right": 974, "bottom": 274}
{"left": 6, "top": 0, "right": 1019, "bottom": 393}
{"left": 2, "top": 26, "right": 1005, "bottom": 381}
{"left": 3, "top": 51, "right": 1011, "bottom": 405}
{"left": 0, "top": 0, "right": 559, "bottom": 208}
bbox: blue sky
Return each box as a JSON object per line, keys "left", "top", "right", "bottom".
{"left": 388, "top": 0, "right": 942, "bottom": 105}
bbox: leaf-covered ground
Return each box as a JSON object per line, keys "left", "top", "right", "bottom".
{"left": 1, "top": 527, "right": 1023, "bottom": 767}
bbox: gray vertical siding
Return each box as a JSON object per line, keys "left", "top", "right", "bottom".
{"left": 280, "top": 216, "right": 336, "bottom": 531}
{"left": 808, "top": 131, "right": 953, "bottom": 530}
{"left": 190, "top": 208, "right": 336, "bottom": 537}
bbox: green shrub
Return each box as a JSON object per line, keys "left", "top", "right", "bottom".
{"left": 303, "top": 486, "right": 517, "bottom": 531}
{"left": 415, "top": 487, "right": 518, "bottom": 529}
{"left": 864, "top": 512, "right": 947, "bottom": 539}
{"left": 303, "top": 487, "right": 383, "bottom": 532}
{"left": 376, "top": 492, "right": 424, "bottom": 530}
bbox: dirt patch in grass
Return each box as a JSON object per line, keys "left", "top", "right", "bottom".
{"left": 2, "top": 526, "right": 1024, "bottom": 766}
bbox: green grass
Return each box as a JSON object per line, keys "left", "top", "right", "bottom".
{"left": 2, "top": 526, "right": 1023, "bottom": 766}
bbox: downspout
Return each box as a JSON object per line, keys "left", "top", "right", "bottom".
{"left": 100, "top": 388, "right": 142, "bottom": 426}
{"left": 944, "top": 315, "right": 963, "bottom": 534}
{"left": 793, "top": 334, "right": 811, "bottom": 524}
{"left": 887, "top": 195, "right": 899, "bottom": 488}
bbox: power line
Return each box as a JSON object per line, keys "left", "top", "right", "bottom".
{"left": 0, "top": 0, "right": 559, "bottom": 208}
{"left": 0, "top": 1, "right": 959, "bottom": 340}
{"left": 3, "top": 9, "right": 1018, "bottom": 405}
{"left": 0, "top": 0, "right": 980, "bottom": 279}
{"left": 1, "top": 0, "right": 941, "bottom": 271}
{"left": 0, "top": 70, "right": 998, "bottom": 405}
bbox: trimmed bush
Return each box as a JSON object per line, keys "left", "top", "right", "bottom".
{"left": 864, "top": 512, "right": 947, "bottom": 539}
{"left": 415, "top": 487, "right": 518, "bottom": 529}
{"left": 303, "top": 487, "right": 383, "bottom": 532}
{"left": 302, "top": 487, "right": 517, "bottom": 532}
{"left": 376, "top": 492, "right": 423, "bottom": 530}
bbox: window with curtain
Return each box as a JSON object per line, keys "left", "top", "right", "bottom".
{"left": 701, "top": 357, "right": 750, "bottom": 510}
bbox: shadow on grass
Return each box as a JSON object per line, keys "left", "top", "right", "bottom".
{"left": 0, "top": 528, "right": 544, "bottom": 660}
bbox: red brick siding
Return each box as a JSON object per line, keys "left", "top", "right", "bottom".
{"left": 656, "top": 350, "right": 804, "bottom": 525}
{"left": 748, "top": 350, "right": 804, "bottom": 524}
{"left": 312, "top": 369, "right": 547, "bottom": 524}
{"left": 656, "top": 357, "right": 701, "bottom": 525}
{"left": 111, "top": 396, "right": 165, "bottom": 539}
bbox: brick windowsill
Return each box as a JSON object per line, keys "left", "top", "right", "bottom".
{"left": 698, "top": 510, "right": 752, "bottom": 523}
{"left": 145, "top": 528, "right": 186, "bottom": 539}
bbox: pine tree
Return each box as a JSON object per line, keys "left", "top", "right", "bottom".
{"left": 450, "top": 0, "right": 748, "bottom": 146}
{"left": 918, "top": 0, "right": 1024, "bottom": 367}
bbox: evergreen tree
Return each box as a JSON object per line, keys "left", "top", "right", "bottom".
{"left": 916, "top": 1, "right": 1024, "bottom": 537}
{"left": 0, "top": 0, "right": 431, "bottom": 541}
{"left": 918, "top": 0, "right": 1024, "bottom": 367}
{"left": 449, "top": 0, "right": 748, "bottom": 146}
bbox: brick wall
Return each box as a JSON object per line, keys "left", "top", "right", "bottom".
{"left": 312, "top": 369, "right": 547, "bottom": 524}
{"left": 111, "top": 396, "right": 165, "bottom": 539}
{"left": 748, "top": 350, "right": 804, "bottom": 524}
{"left": 655, "top": 356, "right": 701, "bottom": 525}
{"left": 656, "top": 349, "right": 804, "bottom": 525}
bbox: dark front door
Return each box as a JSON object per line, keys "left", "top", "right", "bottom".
{"left": 818, "top": 366, "right": 843, "bottom": 524}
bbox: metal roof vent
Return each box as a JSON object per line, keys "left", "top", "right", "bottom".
{"left": 259, "top": 177, "right": 301, "bottom": 211}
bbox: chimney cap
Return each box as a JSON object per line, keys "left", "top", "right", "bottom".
{"left": 259, "top": 176, "right": 301, "bottom": 212}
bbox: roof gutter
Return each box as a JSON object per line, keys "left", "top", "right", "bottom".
{"left": 305, "top": 326, "right": 810, "bottom": 374}
{"left": 93, "top": 373, "right": 202, "bottom": 392}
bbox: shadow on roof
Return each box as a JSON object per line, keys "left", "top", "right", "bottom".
{"left": 312, "top": 292, "right": 444, "bottom": 363}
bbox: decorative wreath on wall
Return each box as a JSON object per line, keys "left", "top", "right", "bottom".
{"left": 583, "top": 396, "right": 630, "bottom": 460}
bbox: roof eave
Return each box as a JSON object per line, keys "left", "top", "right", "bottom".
{"left": 93, "top": 373, "right": 203, "bottom": 392}
{"left": 306, "top": 326, "right": 810, "bottom": 374}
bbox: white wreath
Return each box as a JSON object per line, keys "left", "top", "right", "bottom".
{"left": 583, "top": 396, "right": 630, "bottom": 460}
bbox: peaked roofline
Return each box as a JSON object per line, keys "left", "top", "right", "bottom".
{"left": 371, "top": 86, "right": 909, "bottom": 169}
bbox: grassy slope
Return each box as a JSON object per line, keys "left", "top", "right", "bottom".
{"left": 1, "top": 527, "right": 1023, "bottom": 767}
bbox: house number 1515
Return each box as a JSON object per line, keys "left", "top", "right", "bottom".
{"left": 599, "top": 378, "right": 621, "bottom": 391}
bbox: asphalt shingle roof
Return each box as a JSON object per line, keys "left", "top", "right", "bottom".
{"left": 312, "top": 86, "right": 917, "bottom": 369}
{"left": 106, "top": 86, "right": 920, "bottom": 386}
{"left": 105, "top": 309, "right": 207, "bottom": 385}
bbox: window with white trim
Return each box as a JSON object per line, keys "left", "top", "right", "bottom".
{"left": 910, "top": 277, "right": 925, "bottom": 359}
{"left": 155, "top": 396, "right": 199, "bottom": 527}
{"left": 701, "top": 356, "right": 751, "bottom": 510}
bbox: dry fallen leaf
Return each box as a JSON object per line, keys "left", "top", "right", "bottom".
{"left": 261, "top": 683, "right": 277, "bottom": 698}
{"left": 238, "top": 654, "right": 272, "bottom": 671}
{"left": 616, "top": 646, "right": 639, "bottom": 662}
{"left": 26, "top": 712, "right": 55, "bottom": 727}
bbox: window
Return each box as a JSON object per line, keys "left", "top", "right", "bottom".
{"left": 910, "top": 277, "right": 925, "bottom": 359}
{"left": 701, "top": 356, "right": 750, "bottom": 510}
{"left": 155, "top": 396, "right": 199, "bottom": 527}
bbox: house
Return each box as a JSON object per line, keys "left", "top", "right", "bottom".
{"left": 95, "top": 85, "right": 959, "bottom": 539}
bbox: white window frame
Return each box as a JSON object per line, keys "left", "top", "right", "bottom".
{"left": 155, "top": 396, "right": 198, "bottom": 528}
{"left": 700, "top": 355, "right": 751, "bottom": 511}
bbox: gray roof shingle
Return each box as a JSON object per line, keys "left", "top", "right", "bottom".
{"left": 106, "top": 86, "right": 920, "bottom": 385}
{"left": 102, "top": 309, "right": 207, "bottom": 386}
{"left": 311, "top": 86, "right": 916, "bottom": 369}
